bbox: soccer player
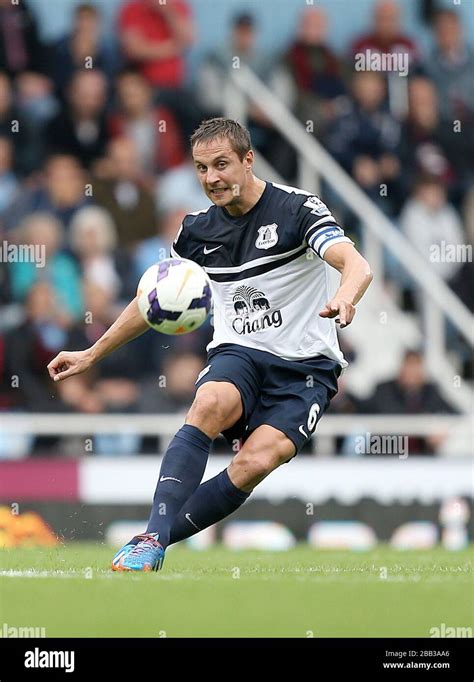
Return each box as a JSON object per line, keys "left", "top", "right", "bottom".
{"left": 47, "top": 118, "right": 373, "bottom": 571}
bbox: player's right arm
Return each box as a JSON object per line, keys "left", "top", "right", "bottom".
{"left": 47, "top": 297, "right": 148, "bottom": 383}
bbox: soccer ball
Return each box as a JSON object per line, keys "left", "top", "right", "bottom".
{"left": 136, "top": 258, "right": 212, "bottom": 335}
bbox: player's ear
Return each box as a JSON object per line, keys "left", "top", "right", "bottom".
{"left": 244, "top": 149, "right": 254, "bottom": 171}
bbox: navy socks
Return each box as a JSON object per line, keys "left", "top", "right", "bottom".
{"left": 146, "top": 424, "right": 211, "bottom": 547}
{"left": 169, "top": 468, "right": 250, "bottom": 545}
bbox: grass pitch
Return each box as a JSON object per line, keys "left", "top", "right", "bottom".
{"left": 0, "top": 543, "right": 472, "bottom": 638}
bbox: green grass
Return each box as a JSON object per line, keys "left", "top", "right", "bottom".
{"left": 0, "top": 543, "right": 472, "bottom": 638}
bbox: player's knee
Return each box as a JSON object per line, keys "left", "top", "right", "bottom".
{"left": 232, "top": 450, "right": 270, "bottom": 479}
{"left": 187, "top": 389, "right": 219, "bottom": 422}
{"left": 186, "top": 387, "right": 229, "bottom": 436}
{"left": 235, "top": 439, "right": 291, "bottom": 478}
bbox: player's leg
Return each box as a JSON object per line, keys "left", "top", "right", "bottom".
{"left": 185, "top": 381, "right": 243, "bottom": 439}
{"left": 227, "top": 425, "right": 295, "bottom": 490}
{"left": 144, "top": 380, "right": 242, "bottom": 537}
{"left": 168, "top": 425, "right": 294, "bottom": 545}
{"left": 167, "top": 353, "right": 341, "bottom": 546}
{"left": 113, "top": 381, "right": 242, "bottom": 571}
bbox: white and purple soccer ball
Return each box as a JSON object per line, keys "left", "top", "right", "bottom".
{"left": 137, "top": 258, "right": 212, "bottom": 335}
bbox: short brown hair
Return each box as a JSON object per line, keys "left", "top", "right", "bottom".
{"left": 76, "top": 3, "right": 99, "bottom": 17}
{"left": 190, "top": 118, "right": 252, "bottom": 160}
{"left": 433, "top": 8, "right": 460, "bottom": 25}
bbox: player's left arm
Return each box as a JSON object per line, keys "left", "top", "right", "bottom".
{"left": 320, "top": 242, "right": 373, "bottom": 328}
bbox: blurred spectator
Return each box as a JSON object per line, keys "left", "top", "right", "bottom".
{"left": 156, "top": 157, "right": 212, "bottom": 217}
{"left": 364, "top": 350, "right": 457, "bottom": 454}
{"left": 4, "top": 281, "right": 73, "bottom": 411}
{"left": 326, "top": 375, "right": 366, "bottom": 455}
{"left": 69, "top": 205, "right": 135, "bottom": 300}
{"left": 48, "top": 3, "right": 120, "bottom": 94}
{"left": 399, "top": 176, "right": 465, "bottom": 283}
{"left": 0, "top": 0, "right": 47, "bottom": 77}
{"left": 66, "top": 280, "right": 145, "bottom": 403}
{"left": 198, "top": 12, "right": 296, "bottom": 180}
{"left": 324, "top": 71, "right": 401, "bottom": 211}
{"left": 4, "top": 154, "right": 90, "bottom": 231}
{"left": 118, "top": 0, "right": 200, "bottom": 137}
{"left": 138, "top": 350, "right": 205, "bottom": 413}
{"left": 199, "top": 12, "right": 277, "bottom": 115}
{"left": 15, "top": 71, "right": 58, "bottom": 173}
{"left": 133, "top": 205, "right": 183, "bottom": 279}
{"left": 449, "top": 226, "right": 474, "bottom": 314}
{"left": 327, "top": 368, "right": 360, "bottom": 416}
{"left": 0, "top": 71, "right": 33, "bottom": 176}
{"left": 92, "top": 136, "right": 158, "bottom": 248}
{"left": 119, "top": 0, "right": 193, "bottom": 88}
{"left": 463, "top": 186, "right": 474, "bottom": 247}
{"left": 0, "top": 135, "right": 18, "bottom": 212}
{"left": 0, "top": 331, "right": 11, "bottom": 408}
{"left": 0, "top": 70, "right": 56, "bottom": 176}
{"left": 399, "top": 77, "right": 474, "bottom": 204}
{"left": 0, "top": 70, "right": 14, "bottom": 134}
{"left": 16, "top": 72, "right": 57, "bottom": 126}
{"left": 0, "top": 261, "right": 10, "bottom": 304}
{"left": 351, "top": 0, "right": 419, "bottom": 64}
{"left": 285, "top": 6, "right": 346, "bottom": 135}
{"left": 424, "top": 9, "right": 474, "bottom": 123}
{"left": 7, "top": 212, "right": 83, "bottom": 319}
{"left": 109, "top": 69, "right": 185, "bottom": 175}
{"left": 456, "top": 187, "right": 474, "bottom": 312}
{"left": 46, "top": 69, "right": 109, "bottom": 169}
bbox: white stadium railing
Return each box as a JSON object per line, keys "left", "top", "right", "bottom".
{"left": 1, "top": 414, "right": 472, "bottom": 456}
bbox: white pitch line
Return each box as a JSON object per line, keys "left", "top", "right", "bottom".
{"left": 0, "top": 569, "right": 113, "bottom": 579}
{"left": 0, "top": 569, "right": 189, "bottom": 580}
{"left": 0, "top": 569, "right": 470, "bottom": 583}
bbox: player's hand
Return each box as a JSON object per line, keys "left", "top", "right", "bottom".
{"left": 319, "top": 298, "right": 355, "bottom": 328}
{"left": 47, "top": 350, "right": 93, "bottom": 383}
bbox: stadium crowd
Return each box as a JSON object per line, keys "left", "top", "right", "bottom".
{"left": 0, "top": 0, "right": 472, "bottom": 456}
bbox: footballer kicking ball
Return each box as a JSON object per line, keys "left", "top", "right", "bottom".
{"left": 137, "top": 258, "right": 212, "bottom": 335}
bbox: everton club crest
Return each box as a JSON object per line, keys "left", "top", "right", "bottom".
{"left": 255, "top": 223, "right": 279, "bottom": 250}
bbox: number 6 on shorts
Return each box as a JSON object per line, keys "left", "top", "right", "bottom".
{"left": 307, "top": 403, "right": 320, "bottom": 433}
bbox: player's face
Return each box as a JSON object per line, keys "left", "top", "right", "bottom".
{"left": 193, "top": 140, "right": 250, "bottom": 208}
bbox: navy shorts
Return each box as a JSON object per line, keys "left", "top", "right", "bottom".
{"left": 195, "top": 343, "right": 342, "bottom": 455}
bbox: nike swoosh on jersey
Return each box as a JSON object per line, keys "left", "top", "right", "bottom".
{"left": 160, "top": 476, "right": 182, "bottom": 483}
{"left": 203, "top": 245, "right": 223, "bottom": 254}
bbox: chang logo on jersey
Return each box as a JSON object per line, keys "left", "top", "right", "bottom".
{"left": 231, "top": 285, "right": 282, "bottom": 335}
{"left": 255, "top": 223, "right": 279, "bottom": 249}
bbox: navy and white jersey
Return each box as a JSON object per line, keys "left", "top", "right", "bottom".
{"left": 171, "top": 182, "right": 353, "bottom": 366}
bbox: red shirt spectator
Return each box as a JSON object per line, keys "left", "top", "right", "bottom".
{"left": 351, "top": 0, "right": 419, "bottom": 65}
{"left": 352, "top": 34, "right": 418, "bottom": 61}
{"left": 287, "top": 7, "right": 346, "bottom": 100}
{"left": 118, "top": 0, "right": 193, "bottom": 88}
